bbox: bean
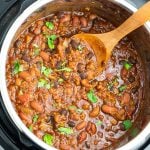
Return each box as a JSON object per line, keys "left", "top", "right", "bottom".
{"left": 19, "top": 71, "right": 32, "bottom": 82}
{"left": 119, "top": 123, "right": 125, "bottom": 131}
{"left": 59, "top": 109, "right": 68, "bottom": 116}
{"left": 85, "top": 141, "right": 90, "bottom": 149}
{"left": 22, "top": 54, "right": 30, "bottom": 62}
{"left": 86, "top": 121, "right": 97, "bottom": 135}
{"left": 59, "top": 144, "right": 70, "bottom": 150}
{"left": 14, "top": 39, "right": 22, "bottom": 48}
{"left": 77, "top": 63, "right": 85, "bottom": 73}
{"left": 77, "top": 131, "right": 87, "bottom": 144}
{"left": 121, "top": 93, "right": 130, "bottom": 105}
{"left": 73, "top": 16, "right": 80, "bottom": 27}
{"left": 89, "top": 106, "right": 100, "bottom": 118}
{"left": 80, "top": 17, "right": 88, "bottom": 28}
{"left": 18, "top": 94, "right": 30, "bottom": 104}
{"left": 121, "top": 68, "right": 128, "bottom": 78}
{"left": 128, "top": 75, "right": 135, "bottom": 83}
{"left": 19, "top": 112, "right": 30, "bottom": 123}
{"left": 89, "top": 14, "right": 97, "bottom": 20}
{"left": 132, "top": 86, "right": 139, "bottom": 94}
{"left": 82, "top": 104, "right": 90, "bottom": 110}
{"left": 30, "top": 101, "right": 43, "bottom": 113}
{"left": 60, "top": 14, "right": 71, "bottom": 23}
{"left": 128, "top": 56, "right": 137, "bottom": 64}
{"left": 79, "top": 72, "right": 87, "bottom": 79}
{"left": 97, "top": 131, "right": 103, "bottom": 138}
{"left": 86, "top": 52, "right": 94, "bottom": 59}
{"left": 70, "top": 39, "right": 79, "bottom": 49}
{"left": 81, "top": 79, "right": 91, "bottom": 88}
{"left": 67, "top": 120, "right": 75, "bottom": 127}
{"left": 76, "top": 121, "right": 86, "bottom": 130}
{"left": 40, "top": 51, "right": 49, "bottom": 62}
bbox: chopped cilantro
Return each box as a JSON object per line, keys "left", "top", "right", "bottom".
{"left": 13, "top": 61, "right": 23, "bottom": 74}
{"left": 58, "top": 127, "right": 73, "bottom": 135}
{"left": 123, "top": 61, "right": 132, "bottom": 70}
{"left": 57, "top": 67, "right": 72, "bottom": 72}
{"left": 47, "top": 35, "right": 57, "bottom": 50}
{"left": 41, "top": 66, "right": 52, "bottom": 77}
{"left": 118, "top": 85, "right": 127, "bottom": 92}
{"left": 45, "top": 22, "right": 54, "bottom": 30}
{"left": 43, "top": 134, "right": 54, "bottom": 145}
{"left": 33, "top": 114, "right": 39, "bottom": 123}
{"left": 123, "top": 120, "right": 132, "bottom": 130}
{"left": 77, "top": 45, "right": 83, "bottom": 51}
{"left": 38, "top": 79, "right": 52, "bottom": 89}
{"left": 96, "top": 120, "right": 102, "bottom": 126}
{"left": 28, "top": 125, "right": 33, "bottom": 132}
{"left": 87, "top": 90, "right": 98, "bottom": 103}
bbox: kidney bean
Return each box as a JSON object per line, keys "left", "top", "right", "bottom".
{"left": 101, "top": 105, "right": 125, "bottom": 120}
{"left": 82, "top": 104, "right": 90, "bottom": 110}
{"left": 81, "top": 79, "right": 91, "bottom": 88}
{"left": 70, "top": 39, "right": 79, "bottom": 49}
{"left": 128, "top": 56, "right": 137, "bottom": 64}
{"left": 40, "top": 51, "right": 49, "bottom": 62}
{"left": 86, "top": 121, "right": 97, "bottom": 135}
{"left": 68, "top": 120, "right": 75, "bottom": 127}
{"left": 121, "top": 68, "right": 128, "bottom": 78}
{"left": 121, "top": 93, "right": 130, "bottom": 105}
{"left": 76, "top": 121, "right": 86, "bottom": 130}
{"left": 19, "top": 71, "right": 32, "bottom": 82}
{"left": 89, "top": 14, "right": 97, "bottom": 20}
{"left": 86, "top": 52, "right": 94, "bottom": 59}
{"left": 30, "top": 101, "right": 43, "bottom": 113}
{"left": 77, "top": 63, "right": 85, "bottom": 73}
{"left": 73, "top": 16, "right": 80, "bottom": 27}
{"left": 18, "top": 94, "right": 30, "bottom": 104}
{"left": 80, "top": 17, "right": 88, "bottom": 28}
{"left": 14, "top": 39, "right": 22, "bottom": 49}
{"left": 19, "top": 112, "right": 31, "bottom": 124}
{"left": 119, "top": 122, "right": 126, "bottom": 131}
{"left": 60, "top": 14, "right": 71, "bottom": 23}
{"left": 59, "top": 109, "right": 68, "bottom": 116}
{"left": 89, "top": 106, "right": 100, "bottom": 118}
{"left": 85, "top": 141, "right": 90, "bottom": 149}
{"left": 77, "top": 131, "right": 87, "bottom": 144}
{"left": 22, "top": 54, "right": 30, "bottom": 62}
{"left": 132, "top": 86, "right": 139, "bottom": 94}
{"left": 79, "top": 72, "right": 87, "bottom": 79}
{"left": 59, "top": 144, "right": 70, "bottom": 150}
{"left": 128, "top": 75, "right": 135, "bottom": 83}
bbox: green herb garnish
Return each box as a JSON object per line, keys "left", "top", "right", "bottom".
{"left": 118, "top": 85, "right": 127, "bottom": 92}
{"left": 47, "top": 35, "right": 57, "bottom": 50}
{"left": 96, "top": 120, "right": 102, "bottom": 126}
{"left": 38, "top": 79, "right": 52, "bottom": 89}
{"left": 57, "top": 67, "right": 72, "bottom": 72}
{"left": 13, "top": 61, "right": 23, "bottom": 74}
{"left": 77, "top": 45, "right": 83, "bottom": 51}
{"left": 123, "top": 120, "right": 132, "bottom": 130}
{"left": 33, "top": 114, "right": 39, "bottom": 123}
{"left": 76, "top": 109, "right": 83, "bottom": 113}
{"left": 123, "top": 61, "right": 132, "bottom": 70}
{"left": 58, "top": 127, "right": 73, "bottom": 135}
{"left": 87, "top": 90, "right": 98, "bottom": 103}
{"left": 43, "top": 134, "right": 54, "bottom": 145}
{"left": 28, "top": 125, "right": 33, "bottom": 132}
{"left": 45, "top": 22, "right": 54, "bottom": 30}
{"left": 41, "top": 66, "right": 52, "bottom": 77}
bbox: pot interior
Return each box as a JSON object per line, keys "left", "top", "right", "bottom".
{"left": 8, "top": 0, "right": 150, "bottom": 149}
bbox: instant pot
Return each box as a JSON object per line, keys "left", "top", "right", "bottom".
{"left": 0, "top": 0, "right": 150, "bottom": 150}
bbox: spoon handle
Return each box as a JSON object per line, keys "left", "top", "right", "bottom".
{"left": 114, "top": 1, "right": 150, "bottom": 41}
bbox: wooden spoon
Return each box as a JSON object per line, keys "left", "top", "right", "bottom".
{"left": 73, "top": 2, "right": 150, "bottom": 73}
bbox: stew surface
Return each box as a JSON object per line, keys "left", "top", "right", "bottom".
{"left": 6, "top": 11, "right": 143, "bottom": 149}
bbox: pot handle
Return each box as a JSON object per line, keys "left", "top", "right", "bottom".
{"left": 0, "top": 0, "right": 17, "bottom": 18}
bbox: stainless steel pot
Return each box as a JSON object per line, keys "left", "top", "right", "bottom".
{"left": 0, "top": 0, "right": 150, "bottom": 150}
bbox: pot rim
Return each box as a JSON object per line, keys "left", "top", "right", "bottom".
{"left": 0, "top": 0, "right": 150, "bottom": 150}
